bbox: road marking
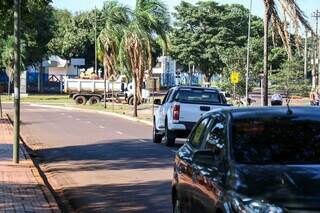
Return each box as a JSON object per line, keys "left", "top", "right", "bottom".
{"left": 99, "top": 125, "right": 105, "bottom": 129}
{"left": 116, "top": 131, "right": 123, "bottom": 135}
{"left": 139, "top": 139, "right": 147, "bottom": 142}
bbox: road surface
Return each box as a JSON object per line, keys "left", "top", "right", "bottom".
{"left": 3, "top": 103, "right": 181, "bottom": 213}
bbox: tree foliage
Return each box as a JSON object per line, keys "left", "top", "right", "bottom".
{"left": 170, "top": 1, "right": 264, "bottom": 81}
{"left": 47, "top": 9, "right": 104, "bottom": 68}
{"left": 98, "top": 0, "right": 170, "bottom": 117}
{"left": 0, "top": 0, "right": 55, "bottom": 66}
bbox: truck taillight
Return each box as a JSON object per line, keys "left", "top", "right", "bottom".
{"left": 173, "top": 104, "right": 180, "bottom": 121}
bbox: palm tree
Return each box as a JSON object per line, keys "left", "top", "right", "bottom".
{"left": 121, "top": 0, "right": 170, "bottom": 117}
{"left": 98, "top": 1, "right": 131, "bottom": 78}
{"left": 262, "top": 0, "right": 312, "bottom": 105}
{"left": 98, "top": 0, "right": 169, "bottom": 117}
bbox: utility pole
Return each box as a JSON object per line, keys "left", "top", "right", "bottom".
{"left": 312, "top": 10, "right": 320, "bottom": 88}
{"left": 245, "top": 0, "right": 252, "bottom": 106}
{"left": 304, "top": 31, "right": 308, "bottom": 79}
{"left": 94, "top": 7, "right": 98, "bottom": 75}
{"left": 13, "top": 0, "right": 21, "bottom": 164}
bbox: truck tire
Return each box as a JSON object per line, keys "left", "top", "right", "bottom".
{"left": 165, "top": 121, "right": 175, "bottom": 147}
{"left": 128, "top": 96, "right": 134, "bottom": 105}
{"left": 75, "top": 96, "right": 87, "bottom": 105}
{"left": 153, "top": 119, "right": 163, "bottom": 144}
{"left": 88, "top": 96, "right": 100, "bottom": 105}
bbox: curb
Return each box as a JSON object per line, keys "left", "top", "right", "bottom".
{"left": 5, "top": 114, "right": 61, "bottom": 213}
{"left": 29, "top": 104, "right": 153, "bottom": 126}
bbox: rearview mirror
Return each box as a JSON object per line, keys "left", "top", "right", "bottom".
{"left": 154, "top": 99, "right": 162, "bottom": 105}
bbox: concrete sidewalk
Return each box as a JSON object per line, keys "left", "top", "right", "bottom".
{"left": 0, "top": 117, "right": 60, "bottom": 213}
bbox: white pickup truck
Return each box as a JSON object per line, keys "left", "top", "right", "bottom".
{"left": 153, "top": 86, "right": 231, "bottom": 146}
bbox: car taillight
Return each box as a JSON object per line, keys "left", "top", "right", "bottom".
{"left": 173, "top": 104, "right": 180, "bottom": 121}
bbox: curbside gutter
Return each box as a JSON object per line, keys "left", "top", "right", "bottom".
{"left": 29, "top": 104, "right": 153, "bottom": 126}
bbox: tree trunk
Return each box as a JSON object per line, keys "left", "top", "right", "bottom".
{"left": 133, "top": 72, "right": 138, "bottom": 117}
{"left": 312, "top": 48, "right": 317, "bottom": 88}
{"left": 263, "top": 7, "right": 269, "bottom": 106}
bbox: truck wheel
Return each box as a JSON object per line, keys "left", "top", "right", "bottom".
{"left": 128, "top": 96, "right": 134, "bottom": 105}
{"left": 153, "top": 119, "right": 163, "bottom": 144}
{"left": 88, "top": 96, "right": 100, "bottom": 105}
{"left": 165, "top": 121, "right": 175, "bottom": 147}
{"left": 75, "top": 96, "right": 87, "bottom": 105}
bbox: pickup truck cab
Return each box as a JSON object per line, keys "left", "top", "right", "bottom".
{"left": 153, "top": 86, "right": 230, "bottom": 146}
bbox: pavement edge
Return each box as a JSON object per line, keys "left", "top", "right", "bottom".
{"left": 6, "top": 113, "right": 68, "bottom": 213}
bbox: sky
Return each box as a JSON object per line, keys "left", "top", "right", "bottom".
{"left": 52, "top": 0, "right": 320, "bottom": 25}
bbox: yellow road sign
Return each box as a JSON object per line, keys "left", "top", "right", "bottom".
{"left": 230, "top": 71, "right": 240, "bottom": 84}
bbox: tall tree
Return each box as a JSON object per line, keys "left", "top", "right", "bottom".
{"left": 48, "top": 9, "right": 103, "bottom": 68}
{"left": 262, "top": 0, "right": 312, "bottom": 105}
{"left": 124, "top": 0, "right": 170, "bottom": 117}
{"left": 98, "top": 0, "right": 170, "bottom": 117}
{"left": 0, "top": 0, "right": 55, "bottom": 66}
{"left": 170, "top": 2, "right": 263, "bottom": 81}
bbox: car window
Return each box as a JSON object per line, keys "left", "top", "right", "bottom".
{"left": 162, "top": 89, "right": 173, "bottom": 104}
{"left": 202, "top": 115, "right": 226, "bottom": 160}
{"left": 189, "top": 117, "right": 211, "bottom": 148}
{"left": 232, "top": 117, "right": 320, "bottom": 164}
{"left": 173, "top": 88, "right": 221, "bottom": 104}
{"left": 219, "top": 93, "right": 227, "bottom": 104}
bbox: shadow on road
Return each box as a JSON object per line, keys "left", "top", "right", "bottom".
{"left": 35, "top": 139, "right": 179, "bottom": 172}
{"left": 29, "top": 139, "right": 184, "bottom": 212}
{"left": 65, "top": 180, "right": 172, "bottom": 213}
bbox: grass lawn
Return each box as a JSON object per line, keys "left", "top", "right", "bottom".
{"left": 0, "top": 94, "right": 72, "bottom": 104}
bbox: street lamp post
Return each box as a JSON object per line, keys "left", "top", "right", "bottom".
{"left": 13, "top": 0, "right": 21, "bottom": 164}
{"left": 245, "top": 0, "right": 253, "bottom": 106}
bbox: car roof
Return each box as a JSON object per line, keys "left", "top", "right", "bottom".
{"left": 173, "top": 85, "right": 220, "bottom": 91}
{"left": 209, "top": 106, "right": 320, "bottom": 120}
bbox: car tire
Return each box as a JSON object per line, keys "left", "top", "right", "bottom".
{"left": 173, "top": 198, "right": 183, "bottom": 213}
{"left": 88, "top": 96, "right": 100, "bottom": 105}
{"left": 153, "top": 119, "right": 163, "bottom": 143}
{"left": 75, "top": 96, "right": 87, "bottom": 105}
{"left": 165, "top": 121, "right": 175, "bottom": 147}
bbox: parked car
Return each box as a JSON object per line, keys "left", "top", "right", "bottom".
{"left": 172, "top": 106, "right": 320, "bottom": 213}
{"left": 153, "top": 86, "right": 230, "bottom": 146}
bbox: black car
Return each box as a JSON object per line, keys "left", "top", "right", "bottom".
{"left": 172, "top": 107, "right": 320, "bottom": 213}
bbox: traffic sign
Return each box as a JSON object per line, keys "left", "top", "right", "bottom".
{"left": 230, "top": 71, "right": 240, "bottom": 84}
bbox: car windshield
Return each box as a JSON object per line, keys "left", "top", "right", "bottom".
{"left": 232, "top": 117, "right": 320, "bottom": 164}
{"left": 174, "top": 89, "right": 221, "bottom": 104}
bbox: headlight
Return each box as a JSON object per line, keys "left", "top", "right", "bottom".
{"left": 231, "top": 197, "right": 283, "bottom": 213}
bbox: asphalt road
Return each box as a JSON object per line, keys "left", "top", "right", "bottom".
{"left": 3, "top": 103, "right": 181, "bottom": 213}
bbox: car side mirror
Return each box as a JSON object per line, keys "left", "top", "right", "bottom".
{"left": 193, "top": 150, "right": 216, "bottom": 167}
{"left": 154, "top": 99, "right": 162, "bottom": 105}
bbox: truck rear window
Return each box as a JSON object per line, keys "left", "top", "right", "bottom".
{"left": 173, "top": 89, "right": 221, "bottom": 104}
